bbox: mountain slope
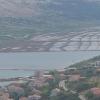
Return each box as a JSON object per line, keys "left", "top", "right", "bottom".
{"left": 0, "top": 0, "right": 100, "bottom": 52}
{"left": 1, "top": 0, "right": 100, "bottom": 30}
{"left": 0, "top": 0, "right": 100, "bottom": 18}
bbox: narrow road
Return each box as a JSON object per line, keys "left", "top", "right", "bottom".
{"left": 79, "top": 94, "right": 86, "bottom": 100}
{"left": 59, "top": 80, "right": 68, "bottom": 91}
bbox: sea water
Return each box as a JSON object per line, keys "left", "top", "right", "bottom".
{"left": 0, "top": 51, "right": 100, "bottom": 78}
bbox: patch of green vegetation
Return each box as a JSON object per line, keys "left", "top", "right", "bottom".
{"left": 68, "top": 55, "right": 100, "bottom": 69}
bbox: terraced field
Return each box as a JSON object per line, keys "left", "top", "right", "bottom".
{"left": 1, "top": 0, "right": 100, "bottom": 52}
{"left": 1, "top": 27, "right": 100, "bottom": 52}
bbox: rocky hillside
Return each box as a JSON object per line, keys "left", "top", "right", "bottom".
{"left": 1, "top": 0, "right": 100, "bottom": 34}
{"left": 68, "top": 55, "right": 100, "bottom": 68}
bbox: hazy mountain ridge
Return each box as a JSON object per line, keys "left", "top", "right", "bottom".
{"left": 1, "top": 0, "right": 100, "bottom": 28}
{"left": 1, "top": 0, "right": 100, "bottom": 35}
{"left": 0, "top": 0, "right": 100, "bottom": 52}
{"left": 0, "top": 0, "right": 100, "bottom": 18}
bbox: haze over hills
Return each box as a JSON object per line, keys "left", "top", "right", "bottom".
{"left": 1, "top": 0, "right": 100, "bottom": 25}
{"left": 1, "top": 0, "right": 100, "bottom": 32}
{"left": 0, "top": 0, "right": 100, "bottom": 18}
{"left": 1, "top": 0, "right": 100, "bottom": 52}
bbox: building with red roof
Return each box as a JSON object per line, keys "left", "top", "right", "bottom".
{"left": 90, "top": 88, "right": 100, "bottom": 96}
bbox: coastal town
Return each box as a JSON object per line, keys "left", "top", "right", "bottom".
{"left": 0, "top": 60, "right": 100, "bottom": 100}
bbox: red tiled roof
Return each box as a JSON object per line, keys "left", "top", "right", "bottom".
{"left": 90, "top": 88, "right": 100, "bottom": 96}
{"left": 19, "top": 97, "right": 27, "bottom": 100}
{"left": 69, "top": 74, "right": 81, "bottom": 81}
